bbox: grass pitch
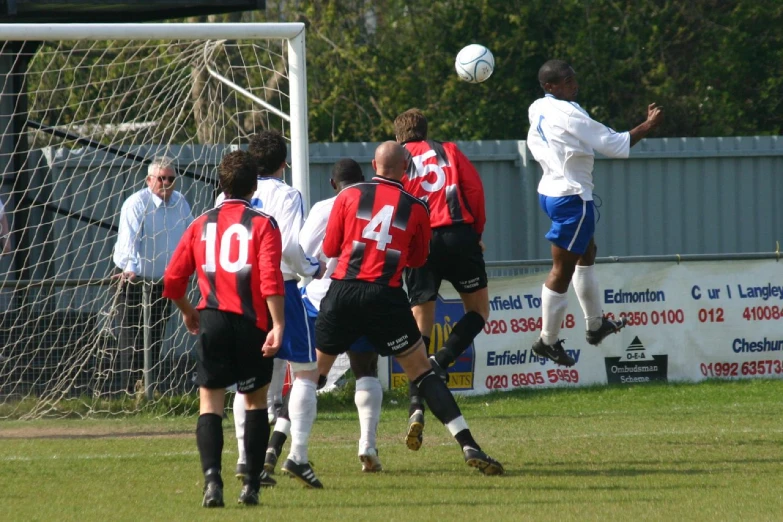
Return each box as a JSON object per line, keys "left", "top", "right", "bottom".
{"left": 1, "top": 379, "right": 782, "bottom": 521}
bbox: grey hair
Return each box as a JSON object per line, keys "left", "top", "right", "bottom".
{"left": 147, "top": 156, "right": 176, "bottom": 177}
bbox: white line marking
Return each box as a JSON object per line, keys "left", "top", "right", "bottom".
{"left": 4, "top": 427, "right": 782, "bottom": 462}
{"left": 0, "top": 450, "right": 199, "bottom": 462}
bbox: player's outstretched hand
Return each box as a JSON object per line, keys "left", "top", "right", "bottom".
{"left": 647, "top": 103, "right": 663, "bottom": 127}
{"left": 262, "top": 325, "right": 283, "bottom": 357}
{"left": 182, "top": 308, "right": 200, "bottom": 335}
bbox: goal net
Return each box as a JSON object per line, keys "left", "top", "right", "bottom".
{"left": 0, "top": 23, "right": 309, "bottom": 418}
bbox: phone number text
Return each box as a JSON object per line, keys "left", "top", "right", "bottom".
{"left": 700, "top": 360, "right": 783, "bottom": 378}
{"left": 485, "top": 369, "right": 579, "bottom": 389}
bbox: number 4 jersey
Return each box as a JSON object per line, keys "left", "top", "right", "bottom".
{"left": 163, "top": 199, "right": 286, "bottom": 331}
{"left": 323, "top": 177, "right": 431, "bottom": 288}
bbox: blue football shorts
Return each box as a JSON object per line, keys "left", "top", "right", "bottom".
{"left": 276, "top": 280, "right": 317, "bottom": 363}
{"left": 539, "top": 194, "right": 595, "bottom": 255}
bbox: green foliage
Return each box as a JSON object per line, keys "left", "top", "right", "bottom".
{"left": 23, "top": 2, "right": 782, "bottom": 148}
{"left": 264, "top": 0, "right": 782, "bottom": 141}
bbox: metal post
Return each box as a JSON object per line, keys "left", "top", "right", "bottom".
{"left": 288, "top": 27, "right": 310, "bottom": 211}
{"left": 142, "top": 282, "right": 153, "bottom": 400}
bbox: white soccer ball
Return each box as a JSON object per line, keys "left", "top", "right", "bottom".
{"left": 455, "top": 44, "right": 495, "bottom": 84}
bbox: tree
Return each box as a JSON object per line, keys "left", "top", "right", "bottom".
{"left": 24, "top": 1, "right": 783, "bottom": 145}
{"left": 263, "top": 0, "right": 782, "bottom": 141}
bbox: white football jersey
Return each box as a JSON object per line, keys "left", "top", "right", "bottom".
{"left": 216, "top": 177, "right": 320, "bottom": 281}
{"left": 299, "top": 196, "right": 337, "bottom": 310}
{"left": 527, "top": 94, "right": 630, "bottom": 200}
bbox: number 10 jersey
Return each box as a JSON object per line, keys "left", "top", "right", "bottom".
{"left": 163, "top": 199, "right": 285, "bottom": 331}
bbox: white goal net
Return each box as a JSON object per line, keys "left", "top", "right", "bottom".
{"left": 0, "top": 23, "right": 309, "bottom": 418}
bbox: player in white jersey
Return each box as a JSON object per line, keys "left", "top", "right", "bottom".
{"left": 298, "top": 159, "right": 384, "bottom": 472}
{"left": 218, "top": 131, "right": 326, "bottom": 488}
{"left": 526, "top": 59, "right": 663, "bottom": 365}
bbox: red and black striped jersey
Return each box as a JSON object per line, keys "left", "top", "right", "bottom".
{"left": 402, "top": 140, "right": 486, "bottom": 235}
{"left": 163, "top": 199, "right": 285, "bottom": 331}
{"left": 323, "top": 177, "right": 431, "bottom": 287}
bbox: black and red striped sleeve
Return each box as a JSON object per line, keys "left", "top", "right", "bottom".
{"left": 322, "top": 191, "right": 346, "bottom": 259}
{"left": 407, "top": 203, "right": 432, "bottom": 268}
{"left": 256, "top": 217, "right": 285, "bottom": 299}
{"left": 455, "top": 147, "right": 486, "bottom": 236}
{"left": 163, "top": 222, "right": 197, "bottom": 300}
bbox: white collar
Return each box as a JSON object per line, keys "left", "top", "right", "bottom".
{"left": 146, "top": 187, "right": 174, "bottom": 207}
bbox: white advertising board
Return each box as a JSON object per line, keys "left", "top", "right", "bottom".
{"left": 381, "top": 259, "right": 783, "bottom": 395}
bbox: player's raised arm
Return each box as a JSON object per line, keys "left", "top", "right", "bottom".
{"left": 568, "top": 110, "right": 631, "bottom": 159}
{"left": 629, "top": 103, "right": 664, "bottom": 146}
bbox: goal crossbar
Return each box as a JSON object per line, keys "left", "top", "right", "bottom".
{"left": 0, "top": 23, "right": 305, "bottom": 41}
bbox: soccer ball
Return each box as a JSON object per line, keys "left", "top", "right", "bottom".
{"left": 455, "top": 44, "right": 495, "bottom": 84}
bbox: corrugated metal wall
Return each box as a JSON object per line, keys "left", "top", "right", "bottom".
{"left": 312, "top": 136, "right": 783, "bottom": 261}
{"left": 17, "top": 146, "right": 226, "bottom": 282}
{"left": 582, "top": 136, "right": 783, "bottom": 259}
{"left": 11, "top": 136, "right": 782, "bottom": 283}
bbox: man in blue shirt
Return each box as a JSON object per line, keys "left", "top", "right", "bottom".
{"left": 113, "top": 156, "right": 193, "bottom": 393}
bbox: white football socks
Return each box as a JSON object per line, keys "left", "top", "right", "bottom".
{"left": 445, "top": 416, "right": 469, "bottom": 436}
{"left": 541, "top": 284, "right": 568, "bottom": 346}
{"left": 573, "top": 265, "right": 603, "bottom": 331}
{"left": 354, "top": 377, "right": 382, "bottom": 455}
{"left": 233, "top": 391, "right": 247, "bottom": 465}
{"left": 272, "top": 416, "right": 291, "bottom": 437}
{"left": 286, "top": 377, "right": 317, "bottom": 465}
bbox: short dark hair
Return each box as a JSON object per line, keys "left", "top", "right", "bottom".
{"left": 248, "top": 130, "right": 287, "bottom": 176}
{"left": 538, "top": 59, "right": 573, "bottom": 88}
{"left": 331, "top": 158, "right": 364, "bottom": 186}
{"left": 219, "top": 150, "right": 258, "bottom": 198}
{"left": 393, "top": 108, "right": 428, "bottom": 143}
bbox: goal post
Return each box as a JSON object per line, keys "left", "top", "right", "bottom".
{"left": 0, "top": 23, "right": 310, "bottom": 418}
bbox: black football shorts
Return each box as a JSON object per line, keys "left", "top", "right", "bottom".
{"left": 315, "top": 280, "right": 422, "bottom": 358}
{"left": 196, "top": 309, "right": 274, "bottom": 393}
{"left": 405, "top": 224, "right": 487, "bottom": 305}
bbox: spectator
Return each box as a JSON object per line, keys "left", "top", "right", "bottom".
{"left": 112, "top": 157, "right": 193, "bottom": 392}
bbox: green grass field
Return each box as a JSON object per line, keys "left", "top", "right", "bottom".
{"left": 2, "top": 379, "right": 782, "bottom": 521}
